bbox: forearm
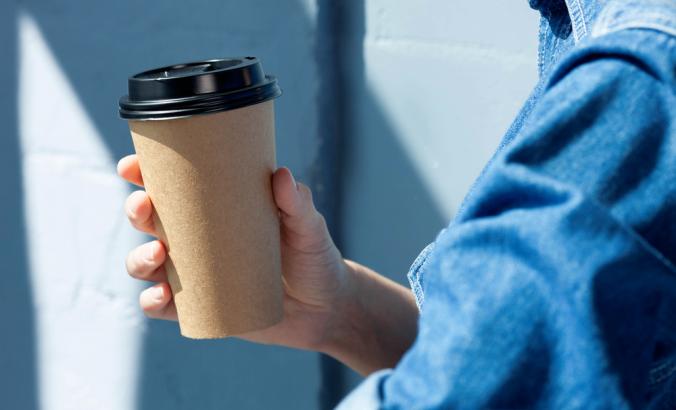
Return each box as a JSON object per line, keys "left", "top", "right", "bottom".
{"left": 320, "top": 259, "right": 419, "bottom": 376}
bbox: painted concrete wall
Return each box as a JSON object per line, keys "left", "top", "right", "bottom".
{"left": 338, "top": 0, "right": 539, "bottom": 386}
{"left": 341, "top": 1, "right": 539, "bottom": 287}
{"left": 3, "top": 1, "right": 321, "bottom": 409}
{"left": 1, "top": 0, "right": 540, "bottom": 408}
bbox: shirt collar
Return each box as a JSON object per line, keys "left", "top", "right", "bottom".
{"left": 530, "top": 0, "right": 604, "bottom": 42}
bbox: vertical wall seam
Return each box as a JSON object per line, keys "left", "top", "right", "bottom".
{"left": 313, "top": 0, "right": 349, "bottom": 409}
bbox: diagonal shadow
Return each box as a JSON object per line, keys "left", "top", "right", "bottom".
{"left": 19, "top": 2, "right": 322, "bottom": 409}
{"left": 0, "top": 1, "right": 38, "bottom": 409}
{"left": 16, "top": 0, "right": 446, "bottom": 408}
{"left": 315, "top": 0, "right": 448, "bottom": 402}
{"left": 338, "top": 11, "right": 448, "bottom": 289}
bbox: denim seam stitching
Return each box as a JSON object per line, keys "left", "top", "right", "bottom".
{"left": 408, "top": 275, "right": 425, "bottom": 311}
{"left": 537, "top": 16, "right": 545, "bottom": 79}
{"left": 407, "top": 243, "right": 435, "bottom": 310}
{"left": 566, "top": 0, "right": 588, "bottom": 42}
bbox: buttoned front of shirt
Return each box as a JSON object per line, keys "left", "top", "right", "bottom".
{"left": 338, "top": 0, "right": 676, "bottom": 409}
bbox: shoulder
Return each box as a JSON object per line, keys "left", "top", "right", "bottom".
{"left": 592, "top": 0, "right": 676, "bottom": 40}
{"left": 547, "top": 0, "right": 675, "bottom": 90}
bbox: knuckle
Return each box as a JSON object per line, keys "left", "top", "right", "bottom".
{"left": 311, "top": 212, "right": 329, "bottom": 236}
{"left": 297, "top": 182, "right": 312, "bottom": 198}
{"left": 316, "top": 213, "right": 327, "bottom": 228}
{"left": 133, "top": 218, "right": 152, "bottom": 234}
{"left": 125, "top": 191, "right": 147, "bottom": 219}
{"left": 126, "top": 245, "right": 151, "bottom": 276}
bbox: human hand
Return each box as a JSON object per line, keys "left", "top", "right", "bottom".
{"left": 118, "top": 154, "right": 349, "bottom": 350}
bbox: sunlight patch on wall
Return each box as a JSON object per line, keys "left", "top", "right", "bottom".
{"left": 18, "top": 10, "right": 145, "bottom": 410}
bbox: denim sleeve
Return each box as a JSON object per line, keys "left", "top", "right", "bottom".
{"left": 338, "top": 30, "right": 676, "bottom": 409}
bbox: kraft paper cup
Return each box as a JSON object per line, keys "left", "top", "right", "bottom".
{"left": 119, "top": 58, "right": 283, "bottom": 338}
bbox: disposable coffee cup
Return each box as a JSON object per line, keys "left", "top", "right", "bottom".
{"left": 119, "top": 57, "right": 283, "bottom": 339}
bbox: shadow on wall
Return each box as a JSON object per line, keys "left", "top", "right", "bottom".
{"left": 0, "top": 2, "right": 38, "bottom": 409}
{"left": 336, "top": 0, "right": 447, "bottom": 285}
{"left": 19, "top": 1, "right": 321, "bottom": 409}
{"left": 318, "top": 0, "right": 448, "bottom": 400}
{"left": 10, "top": 0, "right": 446, "bottom": 408}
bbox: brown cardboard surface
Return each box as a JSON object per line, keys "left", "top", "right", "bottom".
{"left": 128, "top": 101, "right": 283, "bottom": 339}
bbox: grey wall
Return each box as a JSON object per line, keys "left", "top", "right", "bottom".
{"left": 0, "top": 0, "right": 539, "bottom": 409}
{"left": 341, "top": 0, "right": 538, "bottom": 284}
{"left": 337, "top": 0, "right": 539, "bottom": 389}
{"left": 6, "top": 1, "right": 322, "bottom": 409}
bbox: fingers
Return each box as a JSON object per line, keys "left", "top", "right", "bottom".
{"left": 125, "top": 240, "right": 167, "bottom": 281}
{"left": 119, "top": 156, "right": 176, "bottom": 321}
{"left": 119, "top": 156, "right": 155, "bottom": 235}
{"left": 139, "top": 282, "right": 178, "bottom": 321}
{"left": 117, "top": 154, "right": 144, "bottom": 187}
{"left": 125, "top": 190, "right": 156, "bottom": 235}
{"left": 127, "top": 241, "right": 176, "bottom": 321}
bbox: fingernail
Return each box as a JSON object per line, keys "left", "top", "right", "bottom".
{"left": 128, "top": 206, "right": 137, "bottom": 219}
{"left": 151, "top": 286, "right": 164, "bottom": 302}
{"left": 145, "top": 241, "right": 157, "bottom": 263}
{"left": 289, "top": 170, "right": 298, "bottom": 190}
{"left": 127, "top": 191, "right": 143, "bottom": 217}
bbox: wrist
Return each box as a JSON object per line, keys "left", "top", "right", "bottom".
{"left": 314, "top": 259, "right": 365, "bottom": 355}
{"left": 317, "top": 259, "right": 419, "bottom": 375}
{"left": 317, "top": 261, "right": 373, "bottom": 364}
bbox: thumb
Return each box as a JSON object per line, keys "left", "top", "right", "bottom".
{"left": 272, "top": 167, "right": 326, "bottom": 239}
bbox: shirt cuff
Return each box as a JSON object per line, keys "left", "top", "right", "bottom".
{"left": 335, "top": 369, "right": 392, "bottom": 410}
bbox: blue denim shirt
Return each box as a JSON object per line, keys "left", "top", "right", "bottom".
{"left": 338, "top": 0, "right": 676, "bottom": 408}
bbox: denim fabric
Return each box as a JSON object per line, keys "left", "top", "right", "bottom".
{"left": 407, "top": 241, "right": 437, "bottom": 310}
{"left": 338, "top": 0, "right": 676, "bottom": 409}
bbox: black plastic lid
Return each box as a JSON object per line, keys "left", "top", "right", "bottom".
{"left": 119, "top": 57, "right": 281, "bottom": 120}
